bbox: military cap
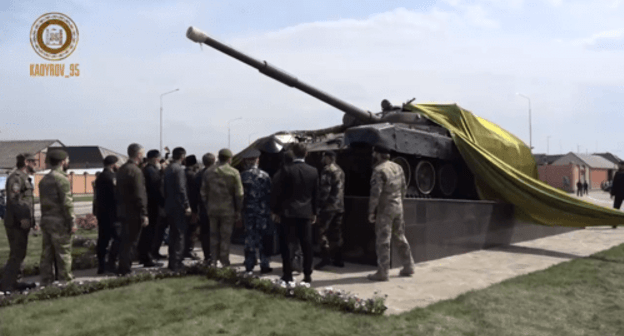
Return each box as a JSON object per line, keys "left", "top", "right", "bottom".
{"left": 218, "top": 148, "right": 233, "bottom": 158}
{"left": 103, "top": 155, "right": 119, "bottom": 166}
{"left": 47, "top": 150, "right": 68, "bottom": 161}
{"left": 147, "top": 150, "right": 161, "bottom": 159}
{"left": 323, "top": 150, "right": 336, "bottom": 158}
{"left": 373, "top": 145, "right": 391, "bottom": 154}
{"left": 241, "top": 149, "right": 261, "bottom": 159}
{"left": 185, "top": 154, "right": 198, "bottom": 166}
{"left": 23, "top": 153, "right": 36, "bottom": 161}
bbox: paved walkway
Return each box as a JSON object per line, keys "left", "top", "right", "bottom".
{"left": 24, "top": 190, "right": 624, "bottom": 315}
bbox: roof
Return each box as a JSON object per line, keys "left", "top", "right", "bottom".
{"left": 0, "top": 140, "right": 65, "bottom": 169}
{"left": 64, "top": 146, "right": 128, "bottom": 169}
{"left": 533, "top": 154, "right": 564, "bottom": 165}
{"left": 593, "top": 152, "right": 622, "bottom": 164}
{"left": 552, "top": 152, "right": 617, "bottom": 169}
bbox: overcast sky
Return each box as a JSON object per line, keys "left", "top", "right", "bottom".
{"left": 2, "top": 0, "right": 624, "bottom": 157}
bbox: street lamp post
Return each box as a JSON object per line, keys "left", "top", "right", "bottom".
{"left": 547, "top": 136, "right": 551, "bottom": 154}
{"left": 516, "top": 93, "right": 532, "bottom": 152}
{"left": 248, "top": 132, "right": 258, "bottom": 145}
{"left": 160, "top": 88, "right": 179, "bottom": 154}
{"left": 228, "top": 117, "right": 242, "bottom": 149}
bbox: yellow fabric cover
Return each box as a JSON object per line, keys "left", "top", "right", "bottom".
{"left": 408, "top": 103, "right": 624, "bottom": 227}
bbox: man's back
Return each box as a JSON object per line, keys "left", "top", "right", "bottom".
{"left": 241, "top": 166, "right": 271, "bottom": 216}
{"left": 116, "top": 161, "right": 147, "bottom": 219}
{"left": 95, "top": 168, "right": 116, "bottom": 217}
{"left": 612, "top": 171, "right": 624, "bottom": 198}
{"left": 39, "top": 167, "right": 74, "bottom": 229}
{"left": 163, "top": 162, "right": 189, "bottom": 212}
{"left": 370, "top": 160, "right": 405, "bottom": 213}
{"left": 271, "top": 161, "right": 318, "bottom": 219}
{"left": 202, "top": 162, "right": 243, "bottom": 217}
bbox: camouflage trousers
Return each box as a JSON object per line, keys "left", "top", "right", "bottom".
{"left": 243, "top": 213, "right": 272, "bottom": 271}
{"left": 40, "top": 229, "right": 73, "bottom": 284}
{"left": 375, "top": 209, "right": 414, "bottom": 274}
{"left": 209, "top": 215, "right": 235, "bottom": 267}
{"left": 317, "top": 211, "right": 344, "bottom": 253}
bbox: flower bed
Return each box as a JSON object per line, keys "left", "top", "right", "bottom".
{"left": 0, "top": 263, "right": 388, "bottom": 315}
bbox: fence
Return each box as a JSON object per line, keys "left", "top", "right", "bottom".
{"left": 33, "top": 172, "right": 96, "bottom": 197}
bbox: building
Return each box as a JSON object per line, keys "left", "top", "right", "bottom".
{"left": 537, "top": 152, "right": 617, "bottom": 192}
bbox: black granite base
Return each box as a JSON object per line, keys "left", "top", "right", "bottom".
{"left": 339, "top": 197, "right": 577, "bottom": 266}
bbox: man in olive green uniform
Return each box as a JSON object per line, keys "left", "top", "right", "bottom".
{"left": 116, "top": 143, "right": 148, "bottom": 276}
{"left": 39, "top": 150, "right": 76, "bottom": 285}
{"left": 1, "top": 154, "right": 37, "bottom": 292}
{"left": 367, "top": 146, "right": 414, "bottom": 281}
{"left": 200, "top": 148, "right": 243, "bottom": 267}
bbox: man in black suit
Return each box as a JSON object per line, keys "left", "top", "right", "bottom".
{"left": 95, "top": 155, "right": 121, "bottom": 274}
{"left": 164, "top": 147, "right": 192, "bottom": 271}
{"left": 271, "top": 143, "right": 318, "bottom": 283}
{"left": 611, "top": 161, "right": 624, "bottom": 228}
{"left": 193, "top": 153, "right": 216, "bottom": 262}
{"left": 137, "top": 150, "right": 165, "bottom": 267}
{"left": 183, "top": 154, "right": 201, "bottom": 260}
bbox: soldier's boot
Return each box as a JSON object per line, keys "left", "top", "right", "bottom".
{"left": 367, "top": 269, "right": 389, "bottom": 282}
{"left": 399, "top": 265, "right": 415, "bottom": 277}
{"left": 332, "top": 248, "right": 345, "bottom": 268}
{"left": 314, "top": 249, "right": 331, "bottom": 270}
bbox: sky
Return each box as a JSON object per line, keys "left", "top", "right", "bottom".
{"left": 1, "top": 0, "right": 624, "bottom": 157}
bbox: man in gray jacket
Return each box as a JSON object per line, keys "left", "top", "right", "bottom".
{"left": 164, "top": 147, "right": 192, "bottom": 271}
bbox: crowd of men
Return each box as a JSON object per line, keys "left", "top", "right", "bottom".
{"left": 1, "top": 141, "right": 418, "bottom": 293}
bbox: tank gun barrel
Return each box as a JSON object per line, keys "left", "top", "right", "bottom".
{"left": 186, "top": 26, "right": 380, "bottom": 124}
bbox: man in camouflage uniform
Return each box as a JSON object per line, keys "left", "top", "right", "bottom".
{"left": 116, "top": 143, "right": 149, "bottom": 276}
{"left": 183, "top": 154, "right": 201, "bottom": 260}
{"left": 314, "top": 150, "right": 345, "bottom": 270}
{"left": 240, "top": 149, "right": 273, "bottom": 273}
{"left": 367, "top": 145, "right": 414, "bottom": 281}
{"left": 1, "top": 154, "right": 37, "bottom": 292}
{"left": 39, "top": 150, "right": 77, "bottom": 285}
{"left": 201, "top": 148, "right": 243, "bottom": 267}
{"left": 193, "top": 153, "right": 216, "bottom": 262}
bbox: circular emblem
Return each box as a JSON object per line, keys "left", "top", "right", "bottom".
{"left": 30, "top": 12, "right": 79, "bottom": 61}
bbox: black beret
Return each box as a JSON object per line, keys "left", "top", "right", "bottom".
{"left": 323, "top": 150, "right": 336, "bottom": 158}
{"left": 147, "top": 150, "right": 161, "bottom": 159}
{"left": 103, "top": 155, "right": 119, "bottom": 166}
{"left": 373, "top": 145, "right": 391, "bottom": 154}
{"left": 242, "top": 149, "right": 261, "bottom": 159}
{"left": 48, "top": 150, "right": 68, "bottom": 161}
{"left": 185, "top": 155, "right": 197, "bottom": 166}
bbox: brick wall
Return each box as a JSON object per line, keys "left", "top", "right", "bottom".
{"left": 33, "top": 172, "right": 96, "bottom": 197}
{"left": 538, "top": 164, "right": 576, "bottom": 192}
{"left": 590, "top": 169, "right": 609, "bottom": 190}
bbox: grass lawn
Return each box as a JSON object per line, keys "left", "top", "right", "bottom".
{"left": 0, "top": 219, "right": 98, "bottom": 270}
{"left": 2, "top": 244, "right": 624, "bottom": 335}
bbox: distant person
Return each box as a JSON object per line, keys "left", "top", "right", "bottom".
{"left": 38, "top": 150, "right": 76, "bottom": 285}
{"left": 241, "top": 149, "right": 273, "bottom": 274}
{"left": 610, "top": 161, "right": 624, "bottom": 229}
{"left": 164, "top": 147, "right": 192, "bottom": 271}
{"left": 271, "top": 143, "right": 318, "bottom": 283}
{"left": 576, "top": 181, "right": 583, "bottom": 197}
{"left": 116, "top": 143, "right": 149, "bottom": 276}
{"left": 583, "top": 180, "right": 589, "bottom": 195}
{"left": 1, "top": 154, "right": 37, "bottom": 292}
{"left": 138, "top": 150, "right": 165, "bottom": 267}
{"left": 183, "top": 154, "right": 201, "bottom": 260}
{"left": 314, "top": 150, "right": 345, "bottom": 270}
{"left": 193, "top": 153, "right": 216, "bottom": 262}
{"left": 367, "top": 145, "right": 414, "bottom": 281}
{"left": 94, "top": 155, "right": 121, "bottom": 274}
{"left": 201, "top": 148, "right": 243, "bottom": 267}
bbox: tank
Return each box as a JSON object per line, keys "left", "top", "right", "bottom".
{"left": 186, "top": 26, "right": 478, "bottom": 200}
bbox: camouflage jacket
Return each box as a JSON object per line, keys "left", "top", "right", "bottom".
{"left": 39, "top": 166, "right": 75, "bottom": 232}
{"left": 116, "top": 160, "right": 148, "bottom": 219}
{"left": 201, "top": 162, "right": 243, "bottom": 217}
{"left": 369, "top": 160, "right": 406, "bottom": 215}
{"left": 4, "top": 169, "right": 34, "bottom": 227}
{"left": 241, "top": 165, "right": 271, "bottom": 216}
{"left": 318, "top": 163, "right": 345, "bottom": 213}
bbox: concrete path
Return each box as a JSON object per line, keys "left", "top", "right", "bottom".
{"left": 23, "top": 190, "right": 624, "bottom": 315}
